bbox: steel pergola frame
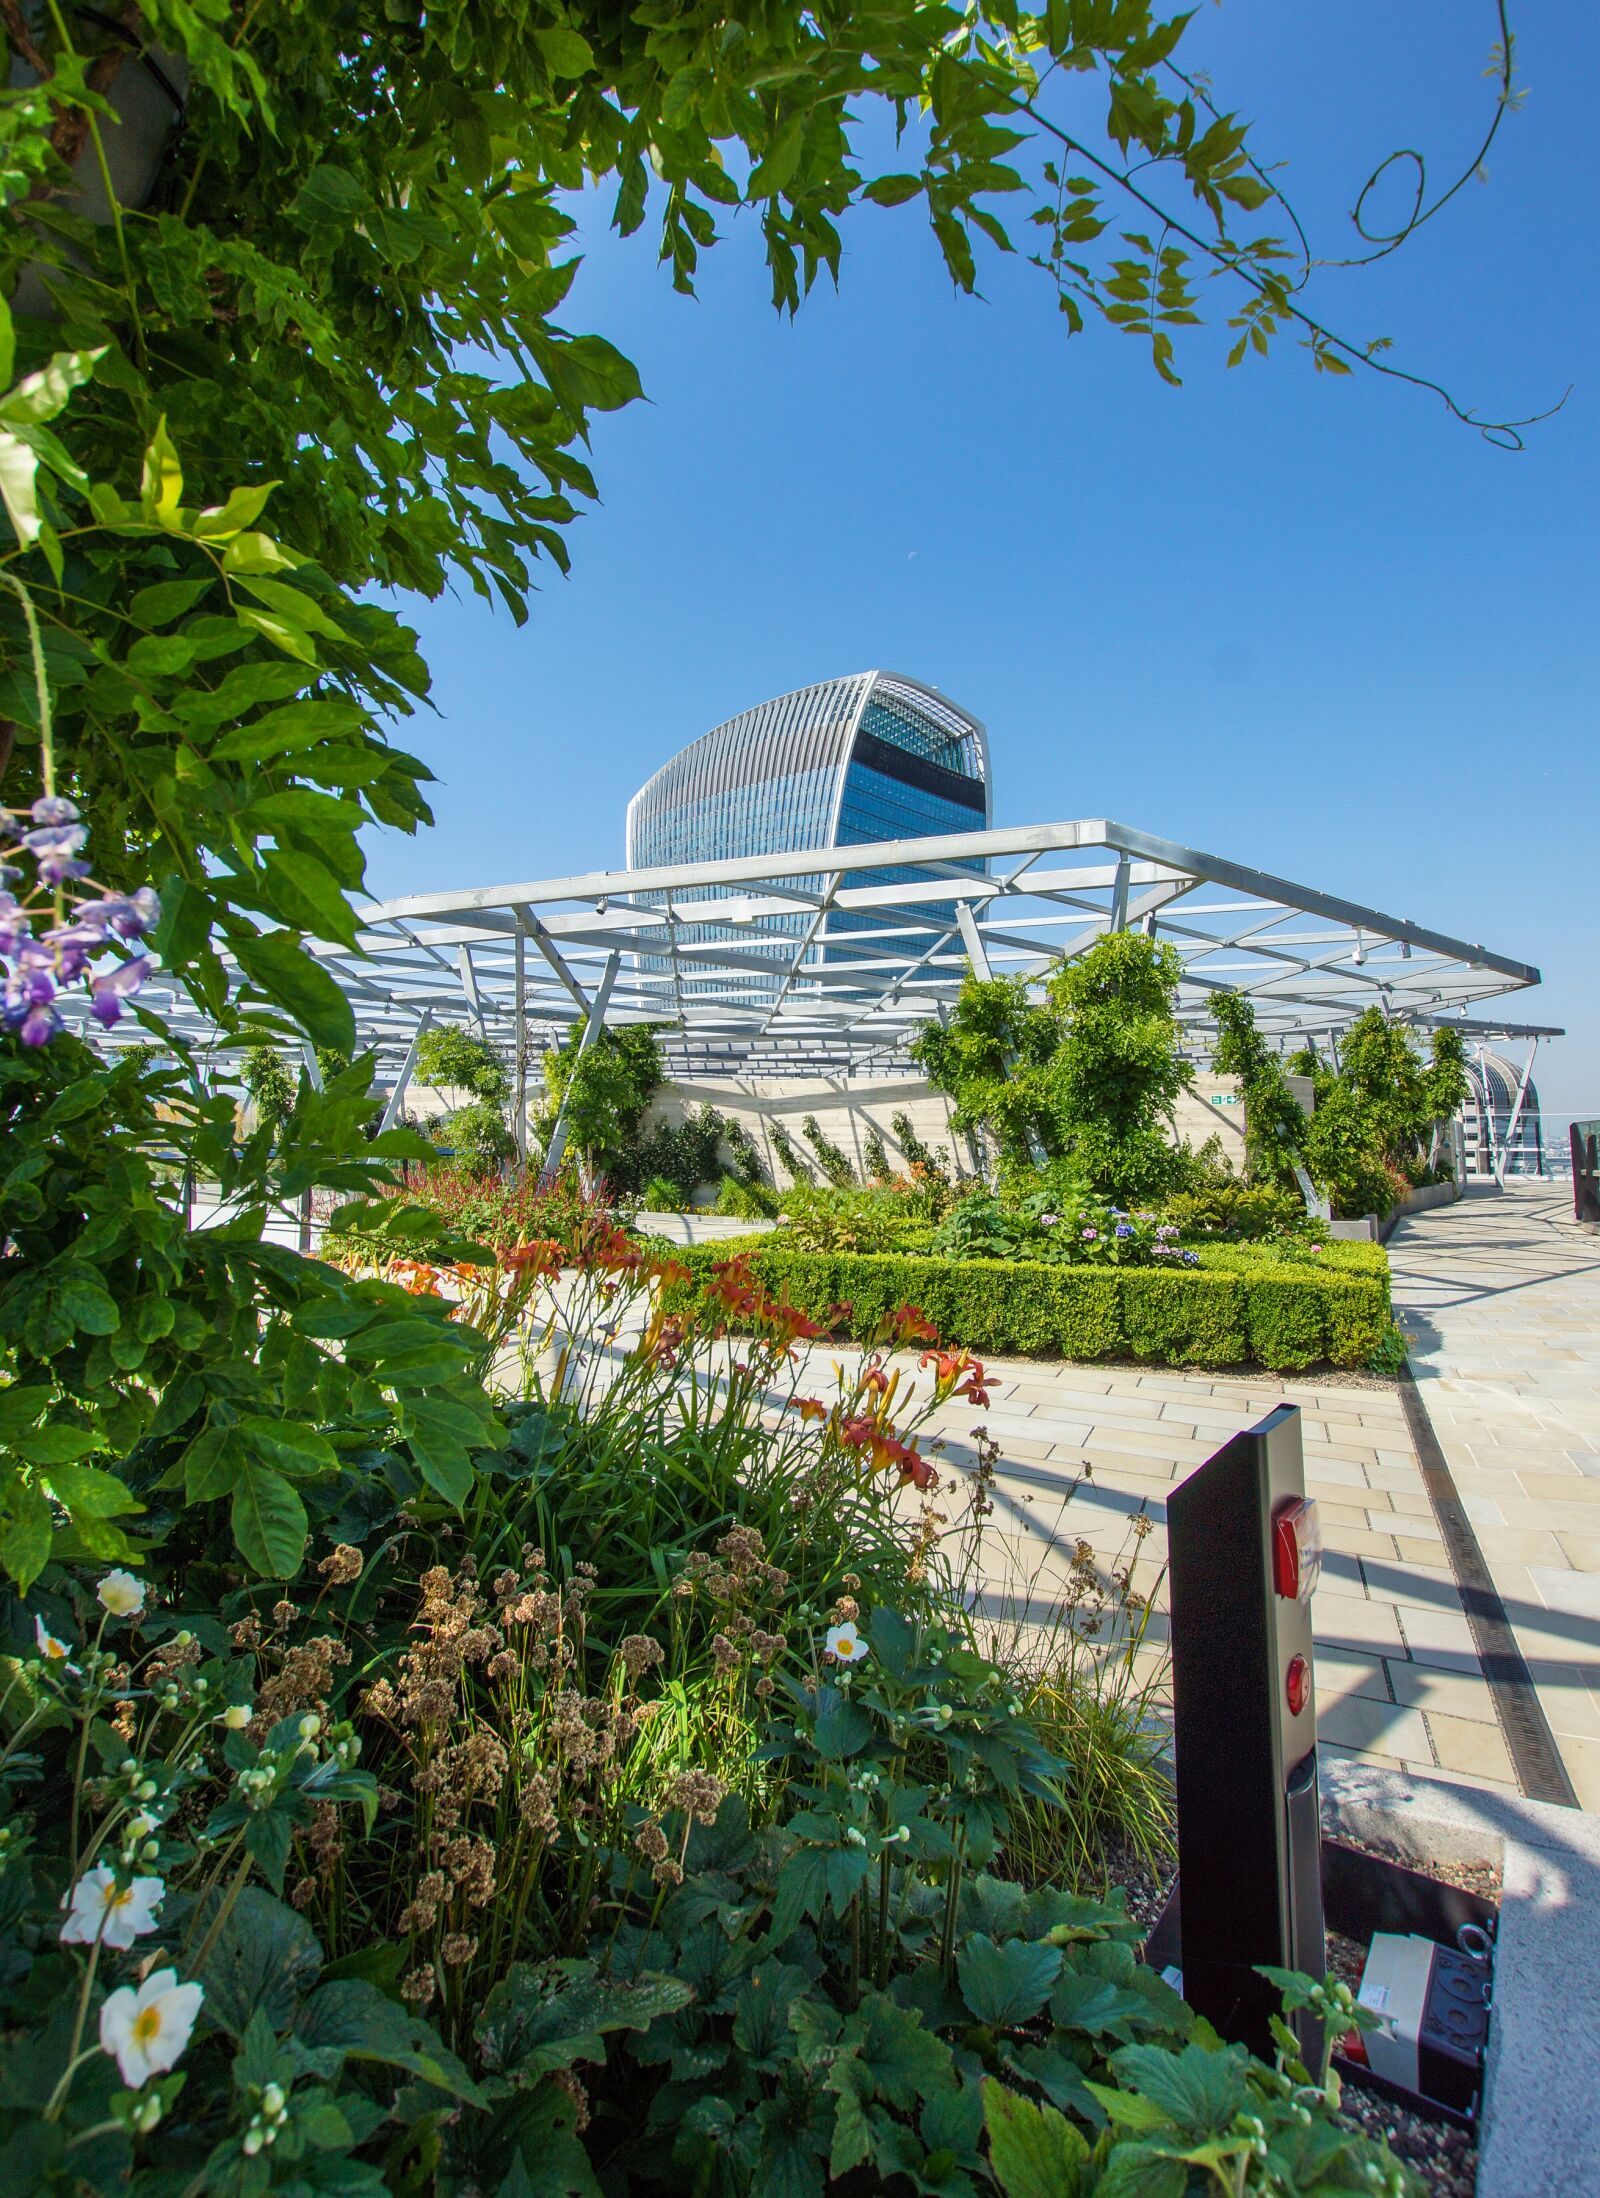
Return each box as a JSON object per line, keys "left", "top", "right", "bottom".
{"left": 73, "top": 819, "right": 1545, "bottom": 1083}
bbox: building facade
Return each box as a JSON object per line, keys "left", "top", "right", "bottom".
{"left": 623, "top": 672, "right": 991, "bottom": 1005}
{"left": 625, "top": 670, "right": 990, "bottom": 871}
{"left": 1460, "top": 1048, "right": 1545, "bottom": 1177}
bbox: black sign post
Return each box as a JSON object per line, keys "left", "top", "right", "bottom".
{"left": 1165, "top": 1405, "right": 1326, "bottom": 2062}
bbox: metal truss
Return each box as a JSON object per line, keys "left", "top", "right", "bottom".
{"left": 78, "top": 819, "right": 1546, "bottom": 1080}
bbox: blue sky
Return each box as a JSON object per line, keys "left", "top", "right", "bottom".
{"left": 364, "top": 1, "right": 1598, "bottom": 1115}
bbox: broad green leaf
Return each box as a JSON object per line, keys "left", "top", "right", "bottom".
{"left": 238, "top": 1415, "right": 339, "bottom": 1478}
{"left": 221, "top": 530, "right": 298, "bottom": 575}
{"left": 235, "top": 603, "right": 318, "bottom": 663}
{"left": 211, "top": 696, "right": 365, "bottom": 764}
{"left": 12, "top": 1423, "right": 104, "bottom": 1465}
{"left": 234, "top": 931, "right": 356, "bottom": 1052}
{"left": 810, "top": 1685, "right": 873, "bottom": 1759}
{"left": 231, "top": 1458, "right": 308, "bottom": 1575}
{"left": 140, "top": 417, "right": 184, "bottom": 523}
{"left": 535, "top": 25, "right": 595, "bottom": 77}
{"left": 0, "top": 428, "right": 42, "bottom": 547}
{"left": 296, "top": 1980, "right": 485, "bottom": 2103}
{"left": 41, "top": 1462, "right": 141, "bottom": 1519}
{"left": 863, "top": 173, "right": 923, "bottom": 207}
{"left": 0, "top": 1476, "right": 53, "bottom": 1591}
{"left": 983, "top": 2080, "right": 1089, "bottom": 2198}
{"left": 193, "top": 481, "right": 279, "bottom": 538}
{"left": 0, "top": 346, "right": 101, "bottom": 428}
{"left": 57, "top": 1274, "right": 119, "bottom": 1335}
{"left": 1093, "top": 2148, "right": 1189, "bottom": 2198}
{"left": 956, "top": 1935, "right": 1062, "bottom": 2027}
{"left": 131, "top": 577, "right": 215, "bottom": 627}
{"left": 195, "top": 1885, "right": 322, "bottom": 2035}
{"left": 1107, "top": 2043, "right": 1250, "bottom": 2138}
{"left": 475, "top": 1959, "right": 692, "bottom": 2079}
{"left": 0, "top": 1386, "right": 51, "bottom": 1438}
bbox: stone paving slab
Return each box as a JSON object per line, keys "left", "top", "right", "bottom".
{"left": 1388, "top": 1181, "right": 1600, "bottom": 1807}
{"left": 910, "top": 1350, "right": 1512, "bottom": 1791}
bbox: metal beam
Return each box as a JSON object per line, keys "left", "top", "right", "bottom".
{"left": 379, "top": 1010, "right": 433, "bottom": 1133}
{"left": 540, "top": 953, "right": 619, "bottom": 1183}
{"left": 1496, "top": 1039, "right": 1538, "bottom": 1187}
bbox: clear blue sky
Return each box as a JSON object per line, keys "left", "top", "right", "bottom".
{"left": 363, "top": 1, "right": 1598, "bottom": 1115}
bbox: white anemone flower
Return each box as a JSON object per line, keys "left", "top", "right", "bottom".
{"left": 99, "top": 1968, "right": 204, "bottom": 2086}
{"left": 60, "top": 1865, "right": 165, "bottom": 1949}
{"left": 96, "top": 1570, "right": 146, "bottom": 1619}
{"left": 825, "top": 1623, "right": 869, "bottom": 1665}
{"left": 34, "top": 1615, "right": 78, "bottom": 1671}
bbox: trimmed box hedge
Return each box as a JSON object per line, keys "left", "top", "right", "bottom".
{"left": 658, "top": 1235, "right": 1392, "bottom": 1371}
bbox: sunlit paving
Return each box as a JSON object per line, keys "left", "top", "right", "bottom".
{"left": 1, "top": 7, "right": 1592, "bottom": 2197}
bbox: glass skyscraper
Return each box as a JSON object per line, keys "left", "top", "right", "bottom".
{"left": 624, "top": 672, "right": 991, "bottom": 1008}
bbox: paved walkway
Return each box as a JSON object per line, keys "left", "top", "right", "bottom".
{"left": 919, "top": 1355, "right": 1516, "bottom": 1795}
{"left": 1388, "top": 1180, "right": 1600, "bottom": 1809}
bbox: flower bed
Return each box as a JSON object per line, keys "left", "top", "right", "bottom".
{"left": 658, "top": 1235, "right": 1394, "bottom": 1370}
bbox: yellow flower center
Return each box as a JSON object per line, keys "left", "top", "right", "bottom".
{"left": 108, "top": 1885, "right": 134, "bottom": 1910}
{"left": 131, "top": 2006, "right": 164, "bottom": 2047}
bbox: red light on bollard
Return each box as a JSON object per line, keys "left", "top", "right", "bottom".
{"left": 1273, "top": 1498, "right": 1323, "bottom": 1601}
{"left": 1286, "top": 1653, "right": 1310, "bottom": 1717}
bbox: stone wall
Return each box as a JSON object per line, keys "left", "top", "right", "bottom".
{"left": 649, "top": 1068, "right": 1316, "bottom": 1189}
{"left": 649, "top": 1075, "right": 971, "bottom": 1186}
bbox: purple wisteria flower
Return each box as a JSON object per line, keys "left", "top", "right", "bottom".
{"left": 0, "top": 793, "right": 161, "bottom": 1045}
{"left": 89, "top": 957, "right": 151, "bottom": 1028}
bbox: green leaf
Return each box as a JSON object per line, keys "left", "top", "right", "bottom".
{"left": 1106, "top": 2043, "right": 1250, "bottom": 2138}
{"left": 238, "top": 1415, "right": 339, "bottom": 1478}
{"left": 535, "top": 25, "right": 595, "bottom": 77}
{"left": 956, "top": 1936, "right": 1062, "bottom": 2027}
{"left": 140, "top": 417, "right": 184, "bottom": 523}
{"left": 296, "top": 1980, "right": 485, "bottom": 2103}
{"left": 983, "top": 2080, "right": 1089, "bottom": 2198}
{"left": 810, "top": 1685, "right": 873, "bottom": 1759}
{"left": 0, "top": 1477, "right": 53, "bottom": 1592}
{"left": 210, "top": 696, "right": 365, "bottom": 763}
{"left": 749, "top": 113, "right": 806, "bottom": 200}
{"left": 41, "top": 1462, "right": 141, "bottom": 1519}
{"left": 475, "top": 1959, "right": 693, "bottom": 2079}
{"left": 1082, "top": 2083, "right": 1173, "bottom": 2134}
{"left": 234, "top": 932, "right": 356, "bottom": 1052}
{"left": 57, "top": 1274, "right": 119, "bottom": 1335}
{"left": 195, "top": 1885, "right": 322, "bottom": 2035}
{"left": 131, "top": 577, "right": 215, "bottom": 627}
{"left": 1093, "top": 2148, "right": 1189, "bottom": 2198}
{"left": 0, "top": 346, "right": 101, "bottom": 429}
{"left": 862, "top": 174, "right": 923, "bottom": 207}
{"left": 0, "top": 429, "right": 43, "bottom": 547}
{"left": 532, "top": 333, "right": 643, "bottom": 416}
{"left": 235, "top": 603, "right": 318, "bottom": 663}
{"left": 231, "top": 1459, "right": 308, "bottom": 1576}
{"left": 12, "top": 1423, "right": 104, "bottom": 1465}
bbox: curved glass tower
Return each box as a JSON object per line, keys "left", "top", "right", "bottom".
{"left": 625, "top": 673, "right": 991, "bottom": 1011}
{"left": 625, "top": 671, "right": 991, "bottom": 871}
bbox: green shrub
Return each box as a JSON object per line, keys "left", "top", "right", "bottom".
{"left": 716, "top": 1174, "right": 781, "bottom": 1220}
{"left": 642, "top": 1173, "right": 688, "bottom": 1211}
{"left": 1163, "top": 1181, "right": 1309, "bottom": 1241}
{"left": 667, "top": 1239, "right": 1391, "bottom": 1370}
{"left": 801, "top": 1112, "right": 857, "bottom": 1187}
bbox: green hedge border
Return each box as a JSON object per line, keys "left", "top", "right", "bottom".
{"left": 658, "top": 1237, "right": 1392, "bottom": 1371}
